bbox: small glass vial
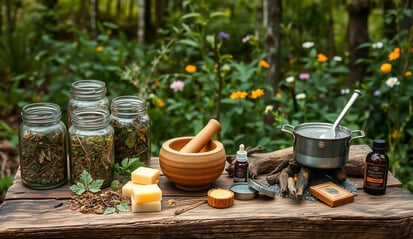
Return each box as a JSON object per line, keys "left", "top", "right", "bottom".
{"left": 234, "top": 144, "right": 248, "bottom": 182}
{"left": 363, "top": 139, "right": 389, "bottom": 195}
{"left": 69, "top": 107, "right": 114, "bottom": 188}
{"left": 67, "top": 79, "right": 109, "bottom": 127}
{"left": 19, "top": 103, "right": 68, "bottom": 189}
{"left": 110, "top": 96, "right": 151, "bottom": 165}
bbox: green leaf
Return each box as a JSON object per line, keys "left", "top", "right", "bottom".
{"left": 111, "top": 180, "right": 120, "bottom": 191}
{"left": 70, "top": 182, "right": 86, "bottom": 195}
{"left": 79, "top": 170, "right": 93, "bottom": 187}
{"left": 117, "top": 201, "right": 129, "bottom": 212}
{"left": 103, "top": 207, "right": 116, "bottom": 215}
{"left": 89, "top": 179, "right": 104, "bottom": 193}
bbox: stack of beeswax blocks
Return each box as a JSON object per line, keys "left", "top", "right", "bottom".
{"left": 122, "top": 166, "right": 162, "bottom": 212}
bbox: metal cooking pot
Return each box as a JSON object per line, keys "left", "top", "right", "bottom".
{"left": 281, "top": 122, "right": 365, "bottom": 169}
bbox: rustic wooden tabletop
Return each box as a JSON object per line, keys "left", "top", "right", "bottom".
{"left": 1, "top": 145, "right": 412, "bottom": 239}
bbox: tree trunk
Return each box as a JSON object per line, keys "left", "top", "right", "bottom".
{"left": 90, "top": 0, "right": 98, "bottom": 39}
{"left": 137, "top": 0, "right": 145, "bottom": 43}
{"left": 105, "top": 0, "right": 113, "bottom": 18}
{"left": 346, "top": 0, "right": 371, "bottom": 86}
{"left": 327, "top": 0, "right": 335, "bottom": 57}
{"left": 263, "top": 0, "right": 282, "bottom": 97}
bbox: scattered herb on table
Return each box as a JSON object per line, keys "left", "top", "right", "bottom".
{"left": 69, "top": 170, "right": 130, "bottom": 215}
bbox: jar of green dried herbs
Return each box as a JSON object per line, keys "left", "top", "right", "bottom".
{"left": 69, "top": 107, "right": 114, "bottom": 188}
{"left": 19, "top": 103, "right": 68, "bottom": 189}
{"left": 110, "top": 96, "right": 151, "bottom": 165}
{"left": 67, "top": 79, "right": 109, "bottom": 127}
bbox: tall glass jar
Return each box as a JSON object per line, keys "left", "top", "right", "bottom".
{"left": 19, "top": 103, "right": 68, "bottom": 189}
{"left": 110, "top": 96, "right": 151, "bottom": 165}
{"left": 69, "top": 107, "right": 114, "bottom": 188}
{"left": 67, "top": 79, "right": 109, "bottom": 127}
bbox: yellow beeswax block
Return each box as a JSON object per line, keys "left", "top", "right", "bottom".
{"left": 132, "top": 184, "right": 162, "bottom": 203}
{"left": 131, "top": 166, "right": 160, "bottom": 185}
{"left": 122, "top": 181, "right": 135, "bottom": 198}
{"left": 131, "top": 197, "right": 162, "bottom": 213}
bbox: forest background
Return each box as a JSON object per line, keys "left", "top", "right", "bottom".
{"left": 0, "top": 0, "right": 412, "bottom": 202}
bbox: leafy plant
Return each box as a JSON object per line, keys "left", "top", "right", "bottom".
{"left": 69, "top": 170, "right": 104, "bottom": 195}
{"left": 113, "top": 157, "right": 145, "bottom": 183}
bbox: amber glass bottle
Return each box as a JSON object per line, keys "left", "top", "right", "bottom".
{"left": 363, "top": 139, "right": 389, "bottom": 195}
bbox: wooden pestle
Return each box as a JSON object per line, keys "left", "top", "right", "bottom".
{"left": 179, "top": 119, "right": 221, "bottom": 153}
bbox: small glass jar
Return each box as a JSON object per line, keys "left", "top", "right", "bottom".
{"left": 19, "top": 103, "right": 68, "bottom": 189}
{"left": 69, "top": 107, "right": 114, "bottom": 188}
{"left": 110, "top": 96, "right": 151, "bottom": 165}
{"left": 67, "top": 79, "right": 109, "bottom": 127}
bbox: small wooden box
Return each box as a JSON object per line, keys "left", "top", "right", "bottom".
{"left": 309, "top": 182, "right": 354, "bottom": 207}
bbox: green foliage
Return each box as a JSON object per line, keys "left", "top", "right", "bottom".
{"left": 113, "top": 157, "right": 145, "bottom": 183}
{"left": 69, "top": 170, "right": 104, "bottom": 195}
{"left": 0, "top": 175, "right": 14, "bottom": 199}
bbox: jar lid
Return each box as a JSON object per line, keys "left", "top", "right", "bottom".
{"left": 230, "top": 182, "right": 258, "bottom": 200}
{"left": 207, "top": 188, "right": 234, "bottom": 208}
{"left": 248, "top": 179, "right": 276, "bottom": 199}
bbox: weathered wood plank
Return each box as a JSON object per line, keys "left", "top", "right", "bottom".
{"left": 1, "top": 187, "right": 412, "bottom": 238}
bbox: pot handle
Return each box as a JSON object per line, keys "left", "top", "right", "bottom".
{"left": 281, "top": 124, "right": 295, "bottom": 139}
{"left": 349, "top": 129, "right": 365, "bottom": 142}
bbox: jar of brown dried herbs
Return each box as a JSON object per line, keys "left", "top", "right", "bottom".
{"left": 67, "top": 79, "right": 109, "bottom": 127}
{"left": 69, "top": 107, "right": 114, "bottom": 188}
{"left": 110, "top": 96, "right": 151, "bottom": 165}
{"left": 19, "top": 103, "right": 68, "bottom": 189}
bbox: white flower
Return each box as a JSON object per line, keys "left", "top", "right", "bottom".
{"left": 264, "top": 105, "right": 273, "bottom": 114}
{"left": 302, "top": 42, "right": 314, "bottom": 48}
{"left": 285, "top": 76, "right": 295, "bottom": 83}
{"left": 340, "top": 88, "right": 350, "bottom": 94}
{"left": 386, "top": 77, "right": 400, "bottom": 88}
{"left": 333, "top": 56, "right": 343, "bottom": 62}
{"left": 372, "top": 42, "right": 383, "bottom": 49}
{"left": 295, "top": 93, "right": 306, "bottom": 100}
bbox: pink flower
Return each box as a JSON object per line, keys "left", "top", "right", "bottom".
{"left": 170, "top": 80, "right": 185, "bottom": 92}
{"left": 298, "top": 72, "right": 310, "bottom": 80}
{"left": 242, "top": 35, "right": 251, "bottom": 43}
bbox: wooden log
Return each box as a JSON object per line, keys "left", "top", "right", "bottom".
{"left": 225, "top": 145, "right": 370, "bottom": 178}
{"left": 296, "top": 167, "right": 311, "bottom": 197}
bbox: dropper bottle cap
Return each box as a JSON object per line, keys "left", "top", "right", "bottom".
{"left": 236, "top": 144, "right": 248, "bottom": 163}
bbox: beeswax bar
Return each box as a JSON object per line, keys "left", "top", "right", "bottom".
{"left": 131, "top": 197, "right": 162, "bottom": 213}
{"left": 132, "top": 167, "right": 160, "bottom": 185}
{"left": 122, "top": 181, "right": 135, "bottom": 197}
{"left": 132, "top": 184, "right": 162, "bottom": 203}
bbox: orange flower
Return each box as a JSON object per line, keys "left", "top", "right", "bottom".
{"left": 154, "top": 81, "right": 161, "bottom": 87}
{"left": 185, "top": 65, "right": 197, "bottom": 73}
{"left": 275, "top": 92, "right": 282, "bottom": 98}
{"left": 388, "top": 47, "right": 401, "bottom": 61}
{"left": 380, "top": 63, "right": 392, "bottom": 74}
{"left": 156, "top": 98, "right": 165, "bottom": 108}
{"left": 392, "top": 129, "right": 401, "bottom": 139}
{"left": 259, "top": 59, "right": 270, "bottom": 68}
{"left": 96, "top": 46, "right": 104, "bottom": 52}
{"left": 230, "top": 91, "right": 248, "bottom": 99}
{"left": 250, "top": 89, "right": 265, "bottom": 99}
{"left": 405, "top": 71, "right": 412, "bottom": 77}
{"left": 317, "top": 53, "right": 328, "bottom": 62}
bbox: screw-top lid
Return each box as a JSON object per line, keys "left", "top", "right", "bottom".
{"left": 236, "top": 144, "right": 248, "bottom": 162}
{"left": 372, "top": 139, "right": 387, "bottom": 150}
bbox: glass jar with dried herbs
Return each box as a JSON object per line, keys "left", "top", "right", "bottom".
{"left": 19, "top": 103, "right": 68, "bottom": 189}
{"left": 67, "top": 79, "right": 109, "bottom": 127}
{"left": 69, "top": 107, "right": 114, "bottom": 188}
{"left": 110, "top": 95, "right": 151, "bottom": 165}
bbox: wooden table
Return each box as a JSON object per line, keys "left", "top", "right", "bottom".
{"left": 1, "top": 145, "right": 413, "bottom": 239}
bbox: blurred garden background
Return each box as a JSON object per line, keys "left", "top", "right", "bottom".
{"left": 0, "top": 0, "right": 412, "bottom": 202}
